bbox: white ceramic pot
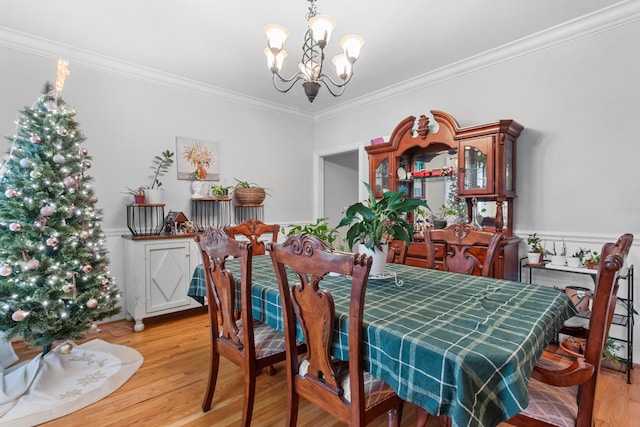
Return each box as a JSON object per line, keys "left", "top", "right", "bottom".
{"left": 358, "top": 243, "right": 388, "bottom": 276}
{"left": 144, "top": 188, "right": 164, "bottom": 204}
{"left": 527, "top": 252, "right": 543, "bottom": 265}
{"left": 566, "top": 257, "right": 582, "bottom": 268}
{"left": 550, "top": 255, "right": 566, "bottom": 266}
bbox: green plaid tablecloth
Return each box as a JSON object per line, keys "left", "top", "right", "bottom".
{"left": 188, "top": 256, "right": 576, "bottom": 427}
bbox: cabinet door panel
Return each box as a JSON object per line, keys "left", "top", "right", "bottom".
{"left": 458, "top": 136, "right": 495, "bottom": 196}
{"left": 146, "top": 242, "right": 191, "bottom": 313}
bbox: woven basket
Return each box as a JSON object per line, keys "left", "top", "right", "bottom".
{"left": 234, "top": 187, "right": 266, "bottom": 205}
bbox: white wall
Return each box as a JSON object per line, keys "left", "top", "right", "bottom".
{"left": 312, "top": 16, "right": 640, "bottom": 360}
{"left": 0, "top": 45, "right": 314, "bottom": 322}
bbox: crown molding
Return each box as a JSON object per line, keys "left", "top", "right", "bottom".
{"left": 0, "top": 26, "right": 314, "bottom": 121}
{"left": 313, "top": 0, "right": 640, "bottom": 121}
{"left": 1, "top": 1, "right": 638, "bottom": 123}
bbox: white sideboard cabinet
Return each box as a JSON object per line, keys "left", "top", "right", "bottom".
{"left": 122, "top": 234, "right": 201, "bottom": 331}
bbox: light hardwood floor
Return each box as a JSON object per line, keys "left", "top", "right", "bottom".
{"left": 11, "top": 309, "right": 640, "bottom": 427}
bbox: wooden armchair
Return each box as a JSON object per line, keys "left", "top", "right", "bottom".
{"left": 560, "top": 233, "right": 634, "bottom": 339}
{"left": 225, "top": 219, "right": 279, "bottom": 255}
{"left": 424, "top": 222, "right": 503, "bottom": 277}
{"left": 507, "top": 233, "right": 633, "bottom": 427}
{"left": 195, "top": 228, "right": 290, "bottom": 426}
{"left": 267, "top": 234, "right": 404, "bottom": 426}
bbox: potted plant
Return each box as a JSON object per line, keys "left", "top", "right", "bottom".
{"left": 337, "top": 182, "right": 428, "bottom": 275}
{"left": 211, "top": 184, "right": 233, "bottom": 198}
{"left": 233, "top": 178, "right": 269, "bottom": 205}
{"left": 144, "top": 150, "right": 174, "bottom": 204}
{"left": 526, "top": 233, "right": 546, "bottom": 265}
{"left": 566, "top": 247, "right": 586, "bottom": 268}
{"left": 123, "top": 186, "right": 146, "bottom": 204}
{"left": 549, "top": 238, "right": 567, "bottom": 266}
{"left": 584, "top": 250, "right": 600, "bottom": 270}
{"left": 283, "top": 217, "right": 342, "bottom": 250}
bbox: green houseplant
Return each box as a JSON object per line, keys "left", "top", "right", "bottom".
{"left": 526, "top": 233, "right": 546, "bottom": 265}
{"left": 149, "top": 150, "right": 175, "bottom": 189}
{"left": 338, "top": 182, "right": 428, "bottom": 252}
{"left": 283, "top": 217, "right": 341, "bottom": 250}
{"left": 211, "top": 184, "right": 233, "bottom": 198}
{"left": 144, "top": 150, "right": 174, "bottom": 204}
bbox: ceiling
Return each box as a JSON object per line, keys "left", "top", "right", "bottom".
{"left": 0, "top": 0, "right": 624, "bottom": 114}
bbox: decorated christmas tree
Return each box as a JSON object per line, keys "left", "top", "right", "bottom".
{"left": 0, "top": 61, "right": 120, "bottom": 354}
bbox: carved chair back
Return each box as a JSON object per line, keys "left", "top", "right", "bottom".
{"left": 195, "top": 227, "right": 289, "bottom": 425}
{"left": 225, "top": 219, "right": 279, "bottom": 255}
{"left": 267, "top": 234, "right": 404, "bottom": 426}
{"left": 425, "top": 223, "right": 503, "bottom": 277}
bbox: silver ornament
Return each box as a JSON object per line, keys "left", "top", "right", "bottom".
{"left": 30, "top": 170, "right": 42, "bottom": 179}
{"left": 53, "top": 154, "right": 65, "bottom": 164}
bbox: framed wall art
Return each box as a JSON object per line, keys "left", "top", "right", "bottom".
{"left": 176, "top": 137, "right": 220, "bottom": 181}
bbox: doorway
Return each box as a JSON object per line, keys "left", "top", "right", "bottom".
{"left": 313, "top": 143, "right": 367, "bottom": 247}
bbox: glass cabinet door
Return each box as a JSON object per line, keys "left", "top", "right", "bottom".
{"left": 374, "top": 157, "right": 391, "bottom": 196}
{"left": 505, "top": 138, "right": 514, "bottom": 192}
{"left": 458, "top": 136, "right": 494, "bottom": 196}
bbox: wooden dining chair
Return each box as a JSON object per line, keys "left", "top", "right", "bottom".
{"left": 506, "top": 233, "right": 633, "bottom": 427}
{"left": 416, "top": 223, "right": 504, "bottom": 427}
{"left": 225, "top": 219, "right": 279, "bottom": 256}
{"left": 424, "top": 222, "right": 503, "bottom": 277}
{"left": 267, "top": 234, "right": 404, "bottom": 427}
{"left": 386, "top": 239, "right": 408, "bottom": 264}
{"left": 560, "top": 233, "right": 634, "bottom": 340}
{"left": 195, "top": 227, "right": 290, "bottom": 426}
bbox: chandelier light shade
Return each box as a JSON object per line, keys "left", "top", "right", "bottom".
{"left": 263, "top": 0, "right": 365, "bottom": 102}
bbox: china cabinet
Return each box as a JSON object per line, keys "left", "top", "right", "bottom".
{"left": 367, "top": 111, "right": 524, "bottom": 279}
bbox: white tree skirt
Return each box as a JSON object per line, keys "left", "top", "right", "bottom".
{"left": 0, "top": 339, "right": 143, "bottom": 426}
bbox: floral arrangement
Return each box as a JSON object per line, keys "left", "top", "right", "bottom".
{"left": 183, "top": 141, "right": 214, "bottom": 180}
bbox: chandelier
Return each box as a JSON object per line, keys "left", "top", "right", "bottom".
{"left": 263, "top": 0, "right": 365, "bottom": 103}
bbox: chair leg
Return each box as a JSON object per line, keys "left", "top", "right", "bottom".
{"left": 415, "top": 406, "right": 429, "bottom": 427}
{"left": 241, "top": 366, "right": 257, "bottom": 427}
{"left": 388, "top": 401, "right": 404, "bottom": 427}
{"left": 202, "top": 352, "right": 220, "bottom": 412}
{"left": 286, "top": 391, "right": 299, "bottom": 427}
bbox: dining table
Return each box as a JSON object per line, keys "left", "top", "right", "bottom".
{"left": 188, "top": 254, "right": 577, "bottom": 427}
